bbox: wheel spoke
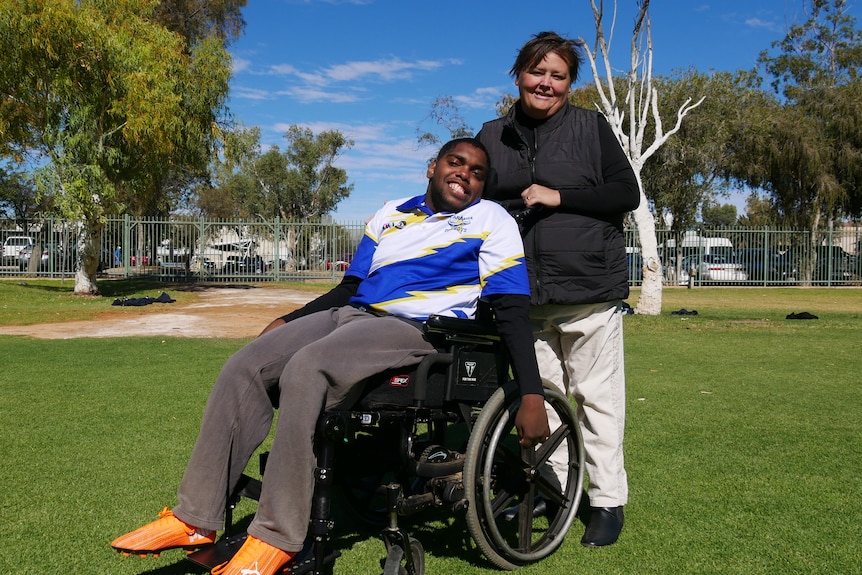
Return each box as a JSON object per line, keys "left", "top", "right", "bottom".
{"left": 516, "top": 446, "right": 537, "bottom": 550}
{"left": 464, "top": 383, "right": 585, "bottom": 568}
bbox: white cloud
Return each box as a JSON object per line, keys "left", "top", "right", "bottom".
{"left": 454, "top": 86, "right": 508, "bottom": 110}
{"left": 253, "top": 57, "right": 460, "bottom": 105}
{"left": 232, "top": 86, "right": 272, "bottom": 100}
{"left": 744, "top": 17, "right": 783, "bottom": 33}
{"left": 270, "top": 121, "right": 388, "bottom": 144}
{"left": 278, "top": 87, "right": 362, "bottom": 104}
{"left": 322, "top": 58, "right": 446, "bottom": 82}
{"left": 232, "top": 57, "right": 251, "bottom": 74}
{"left": 268, "top": 64, "right": 300, "bottom": 75}
{"left": 264, "top": 57, "right": 453, "bottom": 84}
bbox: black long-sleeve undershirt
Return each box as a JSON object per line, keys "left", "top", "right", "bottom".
{"left": 556, "top": 115, "right": 640, "bottom": 215}
{"left": 278, "top": 275, "right": 360, "bottom": 323}
{"left": 485, "top": 293, "right": 543, "bottom": 396}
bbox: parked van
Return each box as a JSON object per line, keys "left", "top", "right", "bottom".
{"left": 660, "top": 232, "right": 735, "bottom": 283}
{"left": 3, "top": 236, "right": 35, "bottom": 261}
{"left": 664, "top": 232, "right": 734, "bottom": 258}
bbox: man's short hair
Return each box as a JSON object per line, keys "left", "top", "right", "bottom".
{"left": 436, "top": 138, "right": 491, "bottom": 170}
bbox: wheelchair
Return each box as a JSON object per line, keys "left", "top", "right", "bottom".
{"left": 188, "top": 312, "right": 585, "bottom": 574}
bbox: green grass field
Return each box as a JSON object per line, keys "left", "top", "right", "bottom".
{"left": 1, "top": 281, "right": 860, "bottom": 574}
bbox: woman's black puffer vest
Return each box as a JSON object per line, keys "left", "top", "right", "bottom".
{"left": 477, "top": 104, "right": 636, "bottom": 306}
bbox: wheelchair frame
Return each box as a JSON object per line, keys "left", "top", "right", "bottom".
{"left": 188, "top": 314, "right": 585, "bottom": 574}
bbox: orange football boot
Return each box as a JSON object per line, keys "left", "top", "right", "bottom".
{"left": 111, "top": 507, "right": 216, "bottom": 557}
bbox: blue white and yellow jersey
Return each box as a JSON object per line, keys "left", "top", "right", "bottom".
{"left": 347, "top": 195, "right": 529, "bottom": 321}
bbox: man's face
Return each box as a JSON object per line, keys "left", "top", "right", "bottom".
{"left": 426, "top": 143, "right": 488, "bottom": 213}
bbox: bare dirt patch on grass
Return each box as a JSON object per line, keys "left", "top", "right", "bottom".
{"left": 0, "top": 285, "right": 315, "bottom": 339}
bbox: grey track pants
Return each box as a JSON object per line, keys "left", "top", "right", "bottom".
{"left": 172, "top": 306, "right": 435, "bottom": 551}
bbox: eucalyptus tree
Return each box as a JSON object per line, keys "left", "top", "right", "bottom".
{"left": 0, "top": 168, "right": 40, "bottom": 227}
{"left": 416, "top": 96, "right": 474, "bottom": 149}
{"left": 642, "top": 70, "right": 755, "bottom": 232}
{"left": 282, "top": 126, "right": 355, "bottom": 221}
{"left": 206, "top": 125, "right": 354, "bottom": 266}
{"left": 212, "top": 125, "right": 354, "bottom": 221}
{"left": 580, "top": 0, "right": 704, "bottom": 314}
{"left": 753, "top": 0, "right": 862, "bottom": 277}
{"left": 130, "top": 0, "right": 246, "bottom": 217}
{"left": 0, "top": 0, "right": 233, "bottom": 294}
{"left": 152, "top": 0, "right": 247, "bottom": 51}
{"left": 737, "top": 194, "right": 780, "bottom": 229}
{"left": 700, "top": 201, "right": 737, "bottom": 229}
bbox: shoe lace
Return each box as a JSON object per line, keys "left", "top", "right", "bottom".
{"left": 155, "top": 507, "right": 202, "bottom": 537}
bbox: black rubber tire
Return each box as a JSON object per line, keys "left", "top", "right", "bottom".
{"left": 463, "top": 381, "right": 584, "bottom": 569}
{"left": 382, "top": 537, "right": 425, "bottom": 575}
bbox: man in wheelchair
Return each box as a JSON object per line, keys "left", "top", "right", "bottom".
{"left": 111, "top": 138, "right": 551, "bottom": 575}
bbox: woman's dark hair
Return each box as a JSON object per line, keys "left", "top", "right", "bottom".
{"left": 510, "top": 31, "right": 583, "bottom": 83}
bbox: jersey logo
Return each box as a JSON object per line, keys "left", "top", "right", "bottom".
{"left": 446, "top": 214, "right": 472, "bottom": 233}
{"left": 381, "top": 220, "right": 407, "bottom": 232}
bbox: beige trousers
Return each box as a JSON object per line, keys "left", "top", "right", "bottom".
{"left": 531, "top": 301, "right": 628, "bottom": 508}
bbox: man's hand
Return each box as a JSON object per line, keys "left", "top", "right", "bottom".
{"left": 516, "top": 393, "right": 551, "bottom": 448}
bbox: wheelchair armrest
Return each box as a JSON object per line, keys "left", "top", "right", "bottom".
{"left": 424, "top": 314, "right": 500, "bottom": 339}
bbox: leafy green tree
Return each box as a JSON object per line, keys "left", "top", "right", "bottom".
{"left": 755, "top": 0, "right": 862, "bottom": 233}
{"left": 203, "top": 125, "right": 354, "bottom": 270}
{"left": 642, "top": 70, "right": 756, "bottom": 234}
{"left": 700, "top": 201, "right": 737, "bottom": 229}
{"left": 0, "top": 0, "right": 232, "bottom": 294}
{"left": 152, "top": 0, "right": 246, "bottom": 51}
{"left": 737, "top": 194, "right": 780, "bottom": 228}
{"left": 132, "top": 0, "right": 246, "bottom": 218}
{"left": 0, "top": 168, "right": 40, "bottom": 227}
{"left": 209, "top": 125, "right": 354, "bottom": 221}
{"left": 726, "top": 0, "right": 862, "bottom": 281}
{"left": 416, "top": 96, "right": 474, "bottom": 149}
{"left": 282, "top": 126, "right": 354, "bottom": 221}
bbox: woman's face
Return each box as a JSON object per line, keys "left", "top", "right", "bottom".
{"left": 515, "top": 51, "right": 572, "bottom": 120}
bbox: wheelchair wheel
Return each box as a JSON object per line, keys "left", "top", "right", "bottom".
{"left": 382, "top": 537, "right": 425, "bottom": 575}
{"left": 463, "top": 382, "right": 584, "bottom": 569}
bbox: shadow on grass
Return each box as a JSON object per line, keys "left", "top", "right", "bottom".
{"left": 194, "top": 506, "right": 496, "bottom": 572}
{"left": 136, "top": 563, "right": 208, "bottom": 575}
{"left": 13, "top": 278, "right": 268, "bottom": 298}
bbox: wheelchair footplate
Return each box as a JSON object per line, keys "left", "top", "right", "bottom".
{"left": 187, "top": 533, "right": 340, "bottom": 574}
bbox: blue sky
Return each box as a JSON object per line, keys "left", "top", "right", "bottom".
{"left": 226, "top": 0, "right": 862, "bottom": 222}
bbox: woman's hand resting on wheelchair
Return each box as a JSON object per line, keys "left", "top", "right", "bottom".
{"left": 516, "top": 393, "right": 551, "bottom": 447}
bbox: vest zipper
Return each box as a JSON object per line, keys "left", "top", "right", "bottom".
{"left": 529, "top": 128, "right": 543, "bottom": 299}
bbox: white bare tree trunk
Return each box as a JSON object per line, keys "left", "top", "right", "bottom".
{"left": 74, "top": 225, "right": 102, "bottom": 295}
{"left": 581, "top": 0, "right": 704, "bottom": 315}
{"left": 630, "top": 172, "right": 663, "bottom": 314}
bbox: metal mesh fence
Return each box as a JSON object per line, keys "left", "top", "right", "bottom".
{"left": 623, "top": 226, "right": 862, "bottom": 287}
{"left": 2, "top": 217, "right": 860, "bottom": 286}
{"left": 1, "top": 216, "right": 365, "bottom": 283}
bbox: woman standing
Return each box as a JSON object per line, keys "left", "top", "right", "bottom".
{"left": 477, "top": 31, "right": 640, "bottom": 548}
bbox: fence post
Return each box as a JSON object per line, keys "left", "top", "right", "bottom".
{"left": 122, "top": 214, "right": 130, "bottom": 278}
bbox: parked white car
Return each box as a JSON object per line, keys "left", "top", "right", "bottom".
{"left": 3, "top": 236, "right": 35, "bottom": 261}
{"left": 678, "top": 255, "right": 748, "bottom": 284}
